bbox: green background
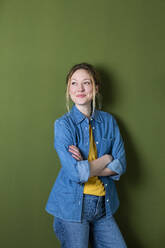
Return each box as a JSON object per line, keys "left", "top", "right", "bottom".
{"left": 0, "top": 0, "right": 164, "bottom": 247}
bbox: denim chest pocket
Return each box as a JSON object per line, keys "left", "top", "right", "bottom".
{"left": 98, "top": 137, "right": 114, "bottom": 156}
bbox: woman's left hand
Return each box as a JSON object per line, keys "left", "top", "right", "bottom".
{"left": 68, "top": 145, "right": 83, "bottom": 161}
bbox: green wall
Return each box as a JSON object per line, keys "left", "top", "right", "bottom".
{"left": 0, "top": 0, "right": 164, "bottom": 247}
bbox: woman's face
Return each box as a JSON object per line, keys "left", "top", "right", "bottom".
{"left": 69, "top": 69, "right": 97, "bottom": 108}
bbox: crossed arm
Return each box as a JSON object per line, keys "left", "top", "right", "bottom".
{"left": 69, "top": 145, "right": 117, "bottom": 177}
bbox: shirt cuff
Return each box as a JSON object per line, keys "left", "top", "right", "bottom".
{"left": 76, "top": 160, "right": 90, "bottom": 183}
{"left": 107, "top": 159, "right": 123, "bottom": 181}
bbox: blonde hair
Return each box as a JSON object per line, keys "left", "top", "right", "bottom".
{"left": 65, "top": 63, "right": 102, "bottom": 114}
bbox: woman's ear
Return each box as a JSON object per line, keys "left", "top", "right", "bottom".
{"left": 95, "top": 85, "right": 99, "bottom": 94}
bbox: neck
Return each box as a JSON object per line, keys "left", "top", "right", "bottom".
{"left": 75, "top": 104, "right": 92, "bottom": 118}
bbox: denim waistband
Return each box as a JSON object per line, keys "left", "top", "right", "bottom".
{"left": 83, "top": 194, "right": 105, "bottom": 201}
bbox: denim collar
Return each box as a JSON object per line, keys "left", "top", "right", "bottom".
{"left": 69, "top": 105, "right": 102, "bottom": 125}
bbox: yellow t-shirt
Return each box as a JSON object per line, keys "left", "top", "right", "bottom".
{"left": 83, "top": 123, "right": 105, "bottom": 196}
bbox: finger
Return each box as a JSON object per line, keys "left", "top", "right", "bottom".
{"left": 68, "top": 147, "right": 81, "bottom": 155}
{"left": 69, "top": 148, "right": 82, "bottom": 159}
{"left": 69, "top": 147, "right": 81, "bottom": 156}
{"left": 71, "top": 154, "right": 81, "bottom": 161}
{"left": 69, "top": 145, "right": 80, "bottom": 153}
{"left": 69, "top": 151, "right": 82, "bottom": 160}
{"left": 69, "top": 146, "right": 83, "bottom": 160}
{"left": 68, "top": 152, "right": 82, "bottom": 160}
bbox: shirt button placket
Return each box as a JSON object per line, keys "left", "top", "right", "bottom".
{"left": 85, "top": 119, "right": 89, "bottom": 146}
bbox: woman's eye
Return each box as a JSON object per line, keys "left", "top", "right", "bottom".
{"left": 71, "top": 81, "right": 76, "bottom": 85}
{"left": 84, "top": 81, "right": 91, "bottom": 85}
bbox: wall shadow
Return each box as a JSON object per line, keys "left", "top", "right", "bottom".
{"left": 94, "top": 66, "right": 144, "bottom": 248}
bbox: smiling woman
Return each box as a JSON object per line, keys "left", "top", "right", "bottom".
{"left": 69, "top": 69, "right": 96, "bottom": 116}
{"left": 66, "top": 63, "right": 100, "bottom": 115}
{"left": 45, "top": 62, "right": 127, "bottom": 248}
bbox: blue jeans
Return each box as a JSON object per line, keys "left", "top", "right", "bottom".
{"left": 53, "top": 194, "right": 127, "bottom": 248}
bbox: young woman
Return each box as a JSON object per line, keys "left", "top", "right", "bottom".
{"left": 45, "top": 63, "right": 127, "bottom": 248}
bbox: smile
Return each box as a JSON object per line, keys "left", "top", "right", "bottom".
{"left": 76, "top": 94, "right": 86, "bottom": 98}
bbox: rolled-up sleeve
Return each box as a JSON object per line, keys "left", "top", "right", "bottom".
{"left": 54, "top": 119, "right": 90, "bottom": 183}
{"left": 77, "top": 160, "right": 90, "bottom": 183}
{"left": 107, "top": 117, "right": 126, "bottom": 181}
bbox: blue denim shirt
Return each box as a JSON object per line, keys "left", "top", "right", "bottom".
{"left": 45, "top": 105, "right": 126, "bottom": 222}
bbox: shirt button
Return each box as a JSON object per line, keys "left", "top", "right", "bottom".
{"left": 92, "top": 127, "right": 95, "bottom": 130}
{"left": 90, "top": 118, "right": 93, "bottom": 121}
{"left": 96, "top": 141, "right": 99, "bottom": 144}
{"left": 85, "top": 127, "right": 88, "bottom": 130}
{"left": 106, "top": 199, "right": 109, "bottom": 202}
{"left": 105, "top": 184, "right": 107, "bottom": 187}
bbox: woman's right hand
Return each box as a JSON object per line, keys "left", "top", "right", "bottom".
{"left": 68, "top": 145, "right": 83, "bottom": 161}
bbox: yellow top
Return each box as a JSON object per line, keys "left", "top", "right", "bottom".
{"left": 83, "top": 123, "right": 105, "bottom": 196}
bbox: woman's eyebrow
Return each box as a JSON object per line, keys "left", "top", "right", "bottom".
{"left": 71, "top": 78, "right": 91, "bottom": 81}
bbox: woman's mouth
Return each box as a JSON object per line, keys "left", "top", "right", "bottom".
{"left": 76, "top": 94, "right": 86, "bottom": 98}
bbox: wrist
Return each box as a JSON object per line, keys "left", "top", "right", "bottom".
{"left": 106, "top": 154, "right": 113, "bottom": 164}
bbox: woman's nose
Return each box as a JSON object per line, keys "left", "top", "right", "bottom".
{"left": 77, "top": 84, "right": 84, "bottom": 91}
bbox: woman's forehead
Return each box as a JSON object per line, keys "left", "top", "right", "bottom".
{"left": 71, "top": 69, "right": 91, "bottom": 80}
